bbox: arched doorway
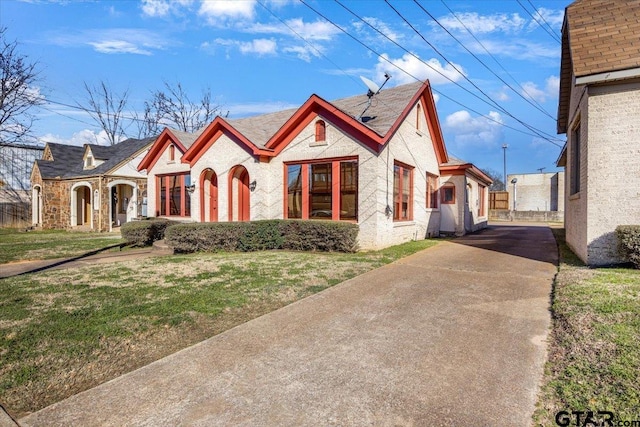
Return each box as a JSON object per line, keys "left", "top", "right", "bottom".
{"left": 32, "top": 185, "right": 42, "bottom": 226}
{"left": 70, "top": 182, "right": 92, "bottom": 228}
{"left": 108, "top": 181, "right": 136, "bottom": 230}
{"left": 200, "top": 169, "right": 218, "bottom": 222}
{"left": 229, "top": 165, "right": 250, "bottom": 222}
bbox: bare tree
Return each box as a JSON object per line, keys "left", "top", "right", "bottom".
{"left": 77, "top": 81, "right": 129, "bottom": 145}
{"left": 145, "top": 81, "right": 220, "bottom": 133}
{"left": 481, "top": 168, "right": 506, "bottom": 191}
{"left": 0, "top": 27, "right": 42, "bottom": 145}
{"left": 133, "top": 103, "right": 163, "bottom": 139}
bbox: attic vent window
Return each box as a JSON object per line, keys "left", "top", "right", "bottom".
{"left": 416, "top": 103, "right": 422, "bottom": 132}
{"left": 85, "top": 156, "right": 94, "bottom": 169}
{"left": 169, "top": 144, "right": 175, "bottom": 161}
{"left": 315, "top": 120, "right": 326, "bottom": 143}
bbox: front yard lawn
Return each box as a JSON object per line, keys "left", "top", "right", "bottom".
{"left": 533, "top": 229, "right": 640, "bottom": 425}
{"left": 0, "top": 238, "right": 437, "bottom": 418}
{"left": 0, "top": 228, "right": 125, "bottom": 264}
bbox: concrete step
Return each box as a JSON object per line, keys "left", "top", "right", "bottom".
{"left": 152, "top": 239, "right": 174, "bottom": 255}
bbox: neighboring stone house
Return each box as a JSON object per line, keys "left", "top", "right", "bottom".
{"left": 138, "top": 81, "right": 491, "bottom": 249}
{"left": 31, "top": 137, "right": 154, "bottom": 231}
{"left": 506, "top": 172, "right": 564, "bottom": 212}
{"left": 556, "top": 0, "right": 640, "bottom": 265}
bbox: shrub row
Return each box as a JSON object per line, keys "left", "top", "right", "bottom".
{"left": 165, "top": 220, "right": 359, "bottom": 253}
{"left": 616, "top": 225, "right": 640, "bottom": 269}
{"left": 121, "top": 219, "right": 180, "bottom": 246}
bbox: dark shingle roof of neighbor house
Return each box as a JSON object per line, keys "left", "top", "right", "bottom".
{"left": 557, "top": 0, "right": 640, "bottom": 133}
{"left": 224, "top": 81, "right": 424, "bottom": 148}
{"left": 37, "top": 137, "right": 154, "bottom": 179}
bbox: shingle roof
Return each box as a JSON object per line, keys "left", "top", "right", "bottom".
{"left": 566, "top": 0, "right": 640, "bottom": 78}
{"left": 168, "top": 128, "right": 201, "bottom": 150}
{"left": 558, "top": 0, "right": 640, "bottom": 133}
{"left": 224, "top": 81, "right": 424, "bottom": 148}
{"left": 36, "top": 137, "right": 154, "bottom": 179}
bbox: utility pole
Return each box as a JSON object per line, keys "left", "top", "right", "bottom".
{"left": 502, "top": 144, "right": 508, "bottom": 191}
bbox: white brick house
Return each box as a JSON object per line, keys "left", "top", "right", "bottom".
{"left": 556, "top": 0, "right": 640, "bottom": 265}
{"left": 138, "top": 81, "right": 491, "bottom": 249}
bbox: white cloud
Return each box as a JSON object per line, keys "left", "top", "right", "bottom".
{"left": 198, "top": 0, "right": 256, "bottom": 26}
{"left": 375, "top": 53, "right": 466, "bottom": 85}
{"left": 526, "top": 7, "right": 564, "bottom": 32}
{"left": 248, "top": 18, "right": 340, "bottom": 41}
{"left": 520, "top": 75, "right": 560, "bottom": 102}
{"left": 444, "top": 110, "right": 503, "bottom": 146}
{"left": 239, "top": 38, "right": 277, "bottom": 56}
{"left": 141, "top": 0, "right": 170, "bottom": 17}
{"left": 39, "top": 129, "right": 115, "bottom": 147}
{"left": 467, "top": 38, "right": 558, "bottom": 60}
{"left": 282, "top": 44, "right": 324, "bottom": 62}
{"left": 50, "top": 28, "right": 169, "bottom": 55}
{"left": 353, "top": 17, "right": 402, "bottom": 43}
{"left": 211, "top": 37, "right": 277, "bottom": 57}
{"left": 89, "top": 40, "right": 152, "bottom": 55}
{"left": 438, "top": 12, "right": 526, "bottom": 34}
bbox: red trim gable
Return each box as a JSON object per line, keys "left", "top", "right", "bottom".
{"left": 137, "top": 128, "right": 189, "bottom": 172}
{"left": 182, "top": 117, "right": 274, "bottom": 167}
{"left": 180, "top": 81, "right": 449, "bottom": 167}
{"left": 440, "top": 163, "right": 493, "bottom": 185}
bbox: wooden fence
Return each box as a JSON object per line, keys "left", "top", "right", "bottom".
{"left": 489, "top": 191, "right": 509, "bottom": 210}
{"left": 0, "top": 202, "right": 31, "bottom": 228}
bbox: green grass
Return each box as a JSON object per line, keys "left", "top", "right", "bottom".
{"left": 0, "top": 228, "right": 125, "bottom": 263}
{"left": 0, "top": 238, "right": 437, "bottom": 417}
{"left": 533, "top": 229, "right": 640, "bottom": 425}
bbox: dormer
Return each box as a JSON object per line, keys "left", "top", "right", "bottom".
{"left": 83, "top": 146, "right": 105, "bottom": 170}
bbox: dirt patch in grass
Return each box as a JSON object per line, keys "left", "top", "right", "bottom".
{"left": 533, "top": 229, "right": 640, "bottom": 426}
{"left": 0, "top": 240, "right": 437, "bottom": 418}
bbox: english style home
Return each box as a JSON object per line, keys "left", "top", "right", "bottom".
{"left": 556, "top": 0, "right": 640, "bottom": 265}
{"left": 31, "top": 138, "right": 153, "bottom": 232}
{"left": 138, "top": 81, "right": 491, "bottom": 249}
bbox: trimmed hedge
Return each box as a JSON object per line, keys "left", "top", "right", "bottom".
{"left": 165, "top": 220, "right": 359, "bottom": 253}
{"left": 121, "top": 219, "right": 180, "bottom": 246}
{"left": 616, "top": 225, "right": 640, "bottom": 269}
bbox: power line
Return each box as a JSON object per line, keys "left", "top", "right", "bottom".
{"left": 439, "top": 0, "right": 554, "bottom": 119}
{"left": 417, "top": 0, "right": 554, "bottom": 119}
{"left": 298, "top": 0, "right": 563, "bottom": 147}
{"left": 382, "top": 0, "right": 561, "bottom": 145}
{"left": 328, "top": 0, "right": 563, "bottom": 146}
{"left": 526, "top": 0, "right": 562, "bottom": 42}
{"left": 517, "top": 0, "right": 561, "bottom": 44}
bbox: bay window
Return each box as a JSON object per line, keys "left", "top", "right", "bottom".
{"left": 285, "top": 157, "right": 358, "bottom": 221}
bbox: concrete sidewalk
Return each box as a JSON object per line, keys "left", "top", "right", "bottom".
{"left": 20, "top": 224, "right": 556, "bottom": 427}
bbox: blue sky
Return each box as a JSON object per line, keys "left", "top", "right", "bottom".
{"left": 2, "top": 0, "right": 569, "bottom": 177}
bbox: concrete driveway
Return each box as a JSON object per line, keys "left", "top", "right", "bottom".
{"left": 20, "top": 224, "right": 557, "bottom": 427}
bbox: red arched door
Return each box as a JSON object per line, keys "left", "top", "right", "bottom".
{"left": 200, "top": 169, "right": 218, "bottom": 222}
{"left": 229, "top": 165, "right": 250, "bottom": 222}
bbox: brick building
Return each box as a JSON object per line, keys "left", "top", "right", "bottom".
{"left": 31, "top": 138, "right": 153, "bottom": 231}
{"left": 556, "top": 0, "right": 640, "bottom": 265}
{"left": 138, "top": 81, "right": 492, "bottom": 249}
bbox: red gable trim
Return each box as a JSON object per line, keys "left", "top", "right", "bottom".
{"left": 137, "top": 128, "right": 189, "bottom": 172}
{"left": 182, "top": 117, "right": 274, "bottom": 167}
{"left": 420, "top": 85, "right": 448, "bottom": 165}
{"left": 181, "top": 81, "right": 450, "bottom": 166}
{"left": 440, "top": 163, "right": 493, "bottom": 185}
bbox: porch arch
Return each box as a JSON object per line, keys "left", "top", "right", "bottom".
{"left": 70, "top": 181, "right": 93, "bottom": 228}
{"left": 107, "top": 179, "right": 138, "bottom": 231}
